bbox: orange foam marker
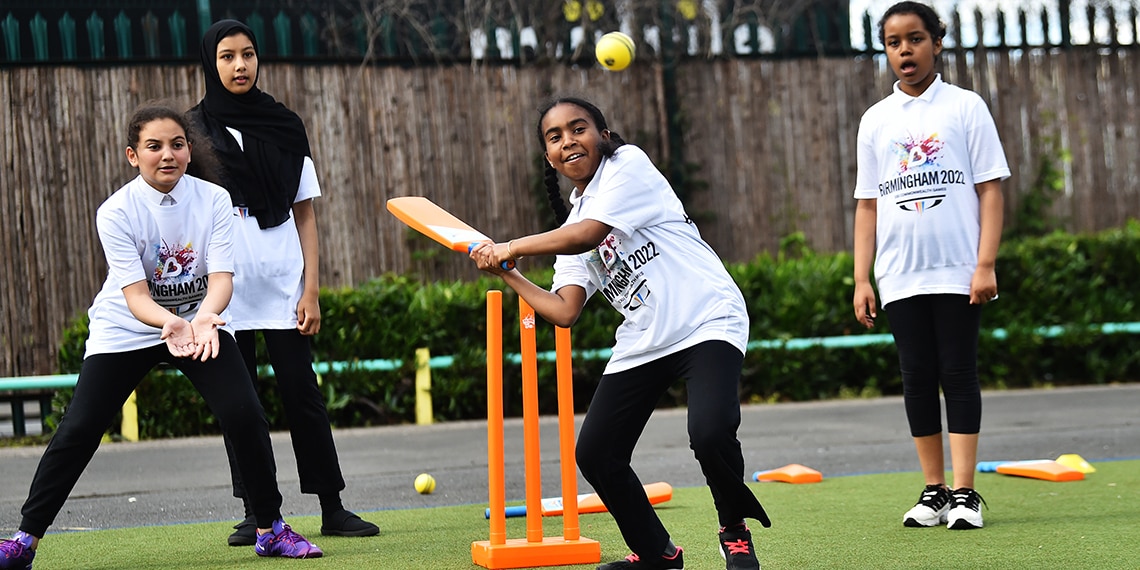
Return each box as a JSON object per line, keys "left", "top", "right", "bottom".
{"left": 995, "top": 460, "right": 1084, "bottom": 482}
{"left": 752, "top": 463, "right": 823, "bottom": 484}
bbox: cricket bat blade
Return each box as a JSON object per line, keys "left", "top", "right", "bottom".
{"left": 386, "top": 196, "right": 514, "bottom": 270}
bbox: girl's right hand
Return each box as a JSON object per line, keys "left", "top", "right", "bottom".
{"left": 469, "top": 241, "right": 511, "bottom": 275}
{"left": 161, "top": 318, "right": 198, "bottom": 358}
{"left": 189, "top": 313, "right": 227, "bottom": 361}
{"left": 853, "top": 282, "right": 877, "bottom": 329}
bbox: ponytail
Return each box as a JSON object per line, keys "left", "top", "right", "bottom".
{"left": 544, "top": 162, "right": 570, "bottom": 225}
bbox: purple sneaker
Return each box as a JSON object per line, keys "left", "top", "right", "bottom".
{"left": 254, "top": 519, "right": 323, "bottom": 559}
{"left": 0, "top": 531, "right": 35, "bottom": 570}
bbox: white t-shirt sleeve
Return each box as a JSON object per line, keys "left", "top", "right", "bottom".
{"left": 296, "top": 156, "right": 322, "bottom": 202}
{"left": 205, "top": 183, "right": 237, "bottom": 275}
{"left": 965, "top": 96, "right": 1012, "bottom": 183}
{"left": 551, "top": 252, "right": 596, "bottom": 298}
{"left": 854, "top": 108, "right": 881, "bottom": 200}
{"left": 96, "top": 204, "right": 147, "bottom": 290}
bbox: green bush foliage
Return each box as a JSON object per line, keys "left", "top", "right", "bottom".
{"left": 55, "top": 223, "right": 1140, "bottom": 439}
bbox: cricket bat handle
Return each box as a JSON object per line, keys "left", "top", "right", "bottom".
{"left": 484, "top": 505, "right": 529, "bottom": 518}
{"left": 467, "top": 243, "right": 516, "bottom": 271}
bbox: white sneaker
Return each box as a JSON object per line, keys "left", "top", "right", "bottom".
{"left": 903, "top": 484, "right": 951, "bottom": 527}
{"left": 947, "top": 488, "right": 986, "bottom": 529}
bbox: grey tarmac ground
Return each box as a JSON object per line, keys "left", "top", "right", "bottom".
{"left": 0, "top": 383, "right": 1137, "bottom": 534}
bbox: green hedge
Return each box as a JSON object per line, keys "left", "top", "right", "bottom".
{"left": 55, "top": 222, "right": 1140, "bottom": 439}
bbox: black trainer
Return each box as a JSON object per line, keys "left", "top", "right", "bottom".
{"left": 719, "top": 525, "right": 760, "bottom": 569}
{"left": 947, "top": 487, "right": 986, "bottom": 529}
{"left": 320, "top": 509, "right": 380, "bottom": 537}
{"left": 596, "top": 547, "right": 684, "bottom": 569}
{"left": 903, "top": 484, "right": 951, "bottom": 527}
{"left": 228, "top": 515, "right": 257, "bottom": 546}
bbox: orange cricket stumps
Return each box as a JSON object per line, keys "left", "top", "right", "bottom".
{"left": 752, "top": 463, "right": 824, "bottom": 484}
{"left": 471, "top": 292, "right": 601, "bottom": 569}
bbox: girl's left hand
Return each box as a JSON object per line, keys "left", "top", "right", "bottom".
{"left": 970, "top": 266, "right": 999, "bottom": 305}
{"left": 296, "top": 294, "right": 321, "bottom": 336}
{"left": 190, "top": 312, "right": 226, "bottom": 361}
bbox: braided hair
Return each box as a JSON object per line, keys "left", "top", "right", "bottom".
{"left": 536, "top": 97, "right": 626, "bottom": 225}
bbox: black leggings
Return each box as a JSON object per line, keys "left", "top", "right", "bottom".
{"left": 575, "top": 340, "right": 768, "bottom": 559}
{"left": 19, "top": 334, "right": 283, "bottom": 537}
{"left": 225, "top": 329, "right": 345, "bottom": 501}
{"left": 885, "top": 294, "right": 983, "bottom": 437}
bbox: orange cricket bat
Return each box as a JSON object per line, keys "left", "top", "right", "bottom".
{"left": 386, "top": 196, "right": 514, "bottom": 269}
{"left": 484, "top": 481, "right": 673, "bottom": 518}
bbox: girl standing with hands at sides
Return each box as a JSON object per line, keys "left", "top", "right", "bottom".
{"left": 0, "top": 103, "right": 322, "bottom": 570}
{"left": 186, "top": 19, "right": 378, "bottom": 545}
{"left": 470, "top": 97, "right": 769, "bottom": 570}
{"left": 852, "top": 1, "right": 1008, "bottom": 531}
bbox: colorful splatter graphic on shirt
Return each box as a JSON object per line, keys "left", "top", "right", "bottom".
{"left": 892, "top": 133, "right": 944, "bottom": 173}
{"left": 153, "top": 240, "right": 197, "bottom": 282}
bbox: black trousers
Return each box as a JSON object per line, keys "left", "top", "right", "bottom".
{"left": 575, "top": 340, "right": 769, "bottom": 559}
{"left": 885, "top": 294, "right": 983, "bottom": 436}
{"left": 225, "top": 329, "right": 344, "bottom": 504}
{"left": 19, "top": 333, "right": 283, "bottom": 536}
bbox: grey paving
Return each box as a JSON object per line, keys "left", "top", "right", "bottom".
{"left": 0, "top": 384, "right": 1136, "bottom": 534}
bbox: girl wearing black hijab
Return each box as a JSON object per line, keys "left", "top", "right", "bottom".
{"left": 187, "top": 19, "right": 379, "bottom": 545}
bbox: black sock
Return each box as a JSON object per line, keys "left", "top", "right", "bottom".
{"left": 319, "top": 494, "right": 344, "bottom": 516}
{"left": 722, "top": 520, "right": 747, "bottom": 532}
{"left": 662, "top": 540, "right": 677, "bottom": 557}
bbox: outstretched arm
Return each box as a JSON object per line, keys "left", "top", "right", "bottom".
{"left": 477, "top": 219, "right": 612, "bottom": 269}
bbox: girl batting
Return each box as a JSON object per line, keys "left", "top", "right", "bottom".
{"left": 852, "top": 1, "right": 1009, "bottom": 530}
{"left": 186, "top": 19, "right": 378, "bottom": 544}
{"left": 0, "top": 102, "right": 321, "bottom": 570}
{"left": 471, "top": 97, "right": 768, "bottom": 570}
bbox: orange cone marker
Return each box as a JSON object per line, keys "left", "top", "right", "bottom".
{"left": 752, "top": 464, "right": 823, "bottom": 484}
{"left": 995, "top": 460, "right": 1084, "bottom": 482}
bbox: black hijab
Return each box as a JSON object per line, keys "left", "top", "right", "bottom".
{"left": 187, "top": 19, "right": 311, "bottom": 229}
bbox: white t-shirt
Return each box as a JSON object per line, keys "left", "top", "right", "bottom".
{"left": 224, "top": 127, "right": 322, "bottom": 331}
{"left": 85, "top": 175, "right": 236, "bottom": 357}
{"left": 854, "top": 75, "right": 1010, "bottom": 306}
{"left": 551, "top": 145, "right": 749, "bottom": 374}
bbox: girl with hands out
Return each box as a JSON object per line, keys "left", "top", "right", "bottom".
{"left": 0, "top": 102, "right": 322, "bottom": 570}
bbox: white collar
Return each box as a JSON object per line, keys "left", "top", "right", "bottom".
{"left": 891, "top": 73, "right": 944, "bottom": 104}
{"left": 139, "top": 175, "right": 187, "bottom": 206}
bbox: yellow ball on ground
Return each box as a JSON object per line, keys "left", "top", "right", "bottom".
{"left": 414, "top": 473, "right": 436, "bottom": 494}
{"left": 596, "top": 31, "right": 635, "bottom": 71}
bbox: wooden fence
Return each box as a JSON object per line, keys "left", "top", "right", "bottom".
{"left": 3, "top": 45, "right": 1140, "bottom": 376}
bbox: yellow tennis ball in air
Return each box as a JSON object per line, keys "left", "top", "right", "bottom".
{"left": 596, "top": 31, "right": 635, "bottom": 71}
{"left": 414, "top": 473, "right": 436, "bottom": 494}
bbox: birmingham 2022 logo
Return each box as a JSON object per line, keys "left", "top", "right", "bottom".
{"left": 887, "top": 133, "right": 947, "bottom": 213}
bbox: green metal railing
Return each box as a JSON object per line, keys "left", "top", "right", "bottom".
{"left": 0, "top": 0, "right": 1027, "bottom": 65}
{"left": 5, "top": 321, "right": 1139, "bottom": 437}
